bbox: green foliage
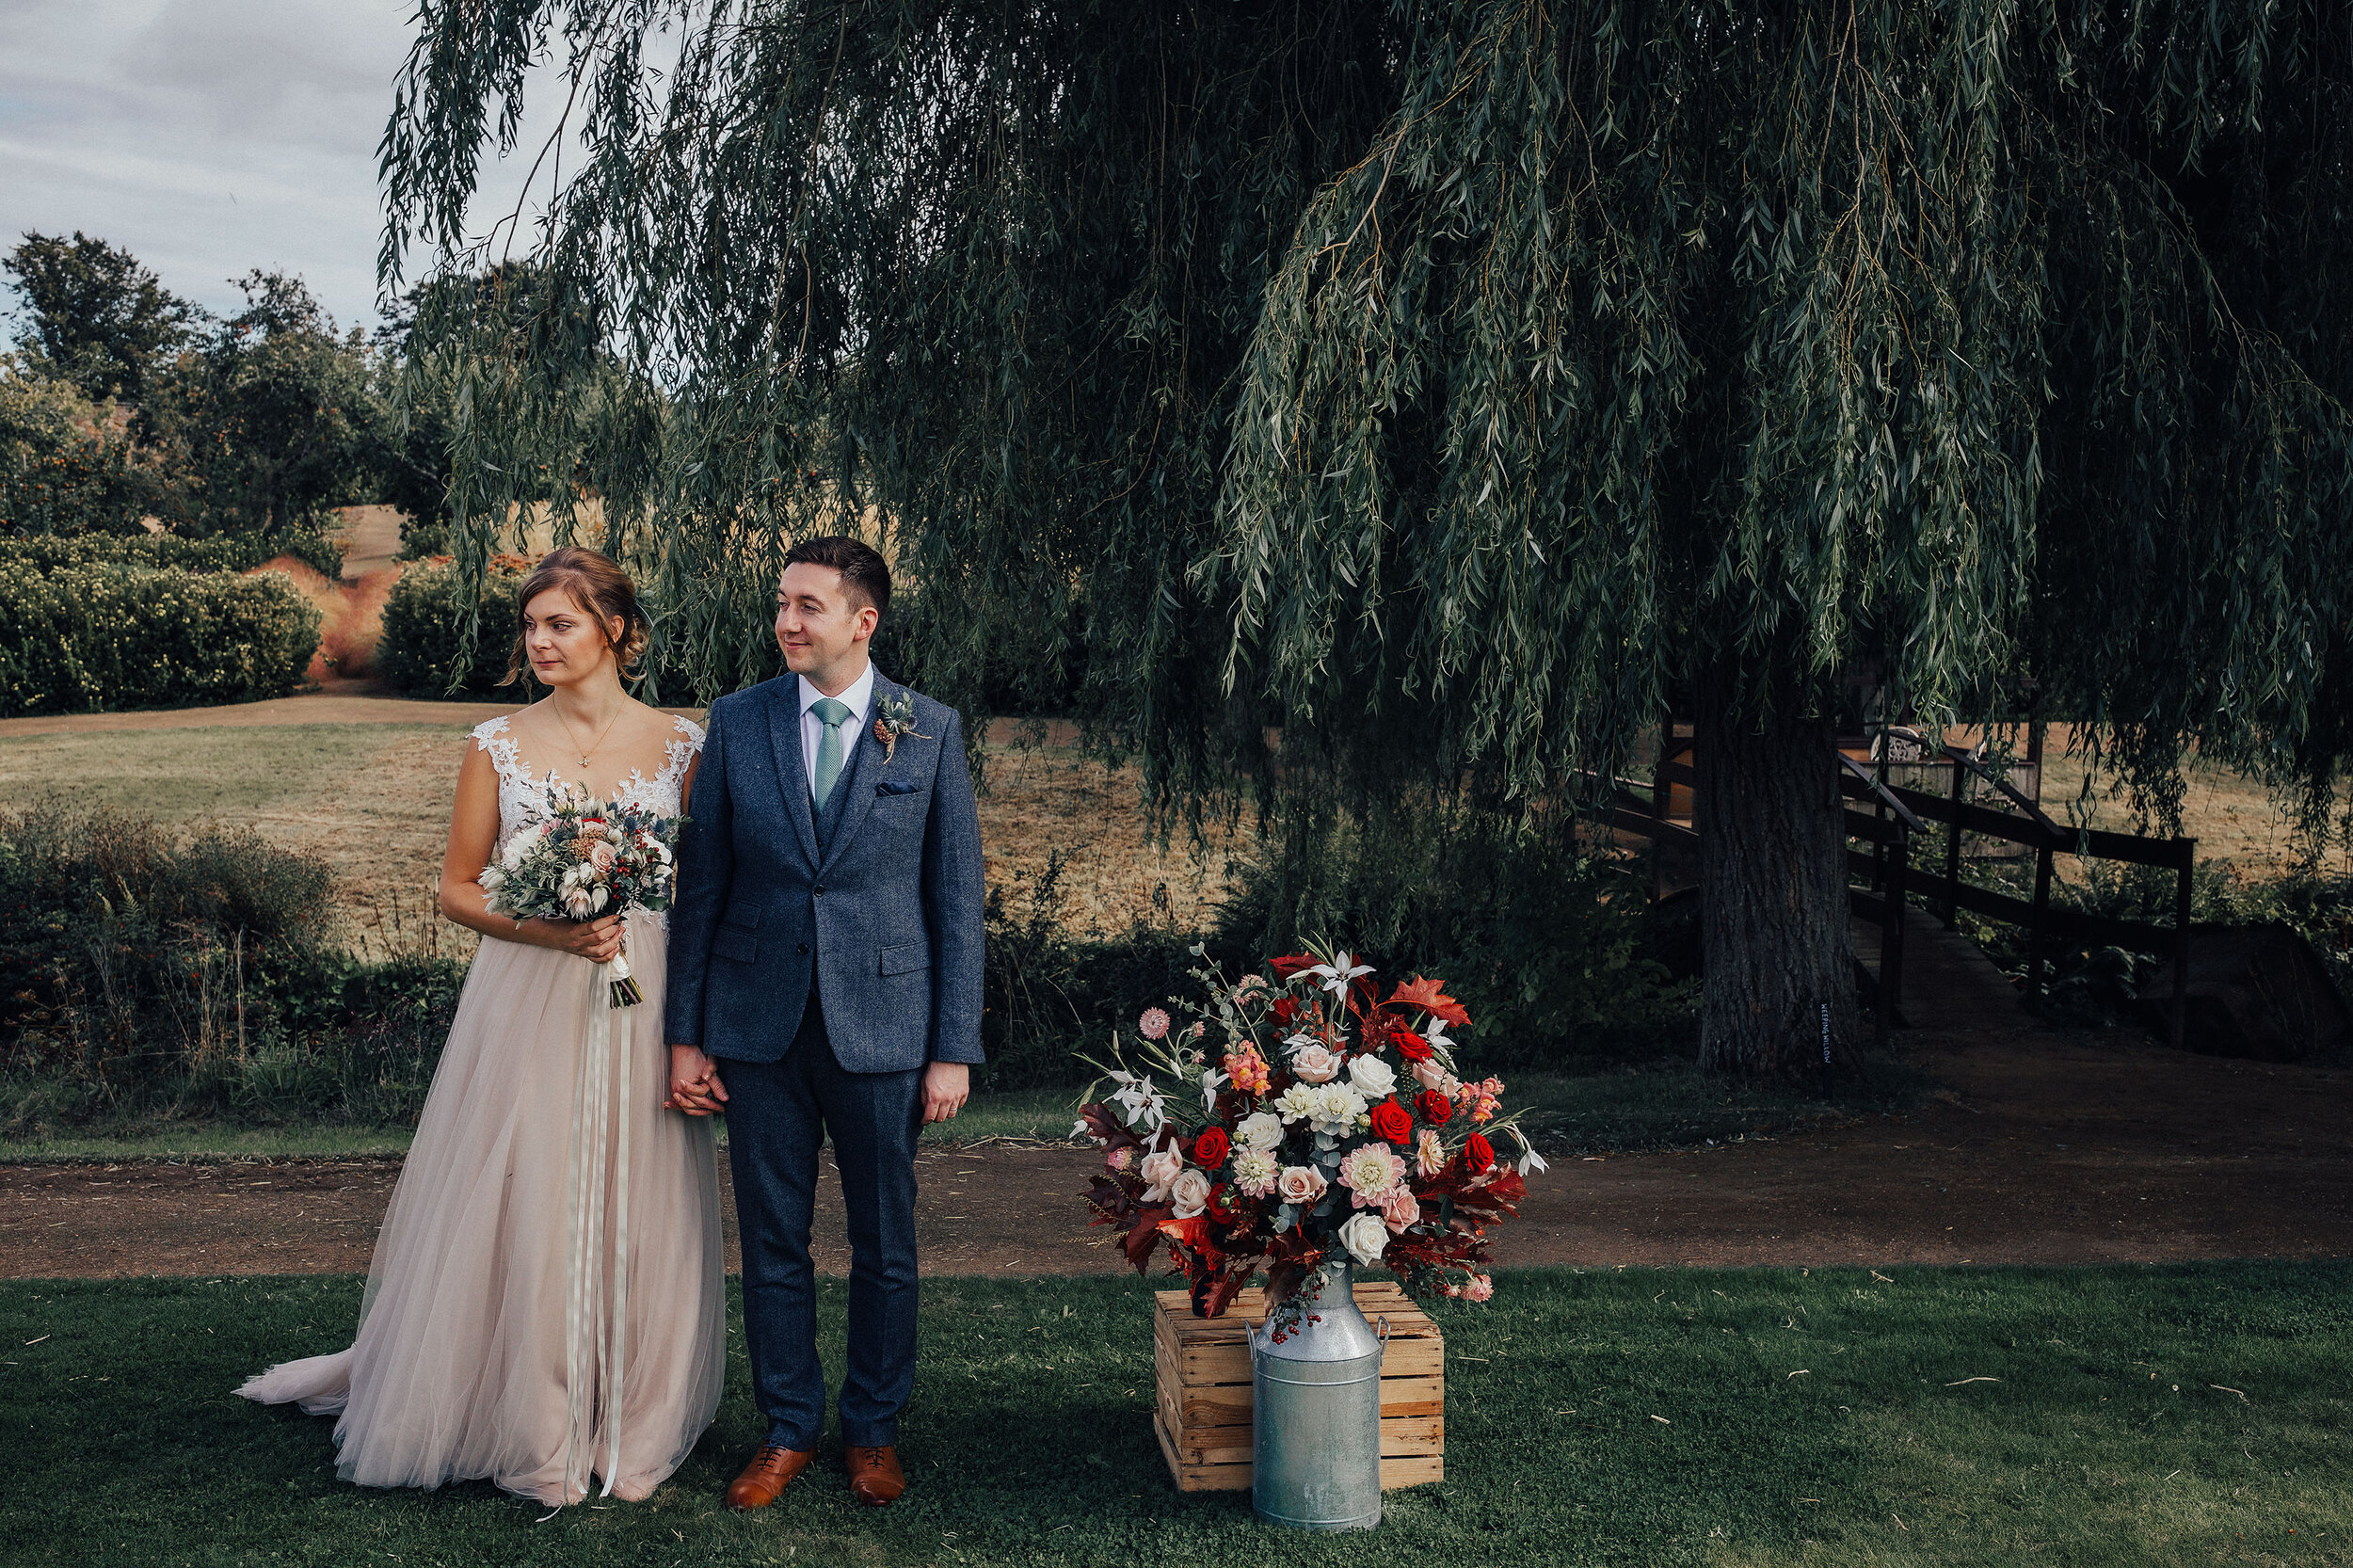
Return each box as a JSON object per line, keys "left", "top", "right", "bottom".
{"left": 0, "top": 800, "right": 464, "bottom": 1135}
{"left": 0, "top": 526, "right": 335, "bottom": 576}
{"left": 2, "top": 231, "right": 197, "bottom": 404}
{"left": 1214, "top": 802, "right": 1693, "bottom": 1068}
{"left": 375, "top": 555, "right": 527, "bottom": 696}
{"left": 138, "top": 272, "right": 383, "bottom": 536}
{"left": 0, "top": 561, "right": 321, "bottom": 716}
{"left": 0, "top": 358, "right": 156, "bottom": 536}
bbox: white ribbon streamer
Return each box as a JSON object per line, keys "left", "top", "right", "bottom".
{"left": 560, "top": 933, "right": 633, "bottom": 1503}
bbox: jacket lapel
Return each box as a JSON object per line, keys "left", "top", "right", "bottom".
{"left": 765, "top": 678, "right": 822, "bottom": 868}
{"left": 816, "top": 668, "right": 895, "bottom": 874}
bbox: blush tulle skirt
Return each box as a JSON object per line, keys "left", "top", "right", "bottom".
{"left": 236, "top": 917, "right": 726, "bottom": 1505}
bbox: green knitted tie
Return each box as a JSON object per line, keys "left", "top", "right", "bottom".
{"left": 810, "top": 696, "right": 855, "bottom": 810}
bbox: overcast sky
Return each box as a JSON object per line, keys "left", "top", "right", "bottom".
{"left": 0, "top": 0, "right": 565, "bottom": 337}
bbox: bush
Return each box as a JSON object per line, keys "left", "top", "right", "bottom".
{"left": 0, "top": 525, "right": 338, "bottom": 577}
{"left": 0, "top": 561, "right": 321, "bottom": 715}
{"left": 1211, "top": 802, "right": 1693, "bottom": 1069}
{"left": 0, "top": 362, "right": 155, "bottom": 536}
{"left": 0, "top": 801, "right": 465, "bottom": 1134}
{"left": 375, "top": 556, "right": 528, "bottom": 696}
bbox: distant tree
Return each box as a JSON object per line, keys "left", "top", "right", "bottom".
{"left": 0, "top": 355, "right": 156, "bottom": 536}
{"left": 3, "top": 232, "right": 198, "bottom": 405}
{"left": 141, "top": 272, "right": 380, "bottom": 536}
{"left": 382, "top": 2, "right": 2353, "bottom": 1080}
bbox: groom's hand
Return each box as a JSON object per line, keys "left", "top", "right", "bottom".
{"left": 666, "top": 1045, "right": 728, "bottom": 1115}
{"left": 920, "top": 1062, "right": 970, "bottom": 1125}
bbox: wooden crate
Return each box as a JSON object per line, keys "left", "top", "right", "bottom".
{"left": 1151, "top": 1280, "right": 1444, "bottom": 1493}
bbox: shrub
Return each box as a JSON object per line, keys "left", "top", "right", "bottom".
{"left": 0, "top": 362, "right": 155, "bottom": 536}
{"left": 0, "top": 561, "right": 321, "bottom": 715}
{"left": 1212, "top": 802, "right": 1693, "bottom": 1069}
{"left": 0, "top": 525, "right": 339, "bottom": 576}
{"left": 376, "top": 555, "right": 528, "bottom": 696}
{"left": 0, "top": 801, "right": 465, "bottom": 1134}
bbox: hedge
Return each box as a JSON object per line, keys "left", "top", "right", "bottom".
{"left": 0, "top": 563, "right": 322, "bottom": 715}
{"left": 0, "top": 527, "right": 344, "bottom": 579}
{"left": 376, "top": 557, "right": 528, "bottom": 696}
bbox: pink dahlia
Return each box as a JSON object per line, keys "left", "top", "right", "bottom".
{"left": 1337, "top": 1141, "right": 1407, "bottom": 1208}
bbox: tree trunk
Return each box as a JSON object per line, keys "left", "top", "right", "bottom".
{"left": 1693, "top": 664, "right": 1865, "bottom": 1079}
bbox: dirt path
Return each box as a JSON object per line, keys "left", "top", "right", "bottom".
{"left": 7, "top": 1025, "right": 2346, "bottom": 1281}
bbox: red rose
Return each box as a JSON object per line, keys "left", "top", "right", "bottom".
{"left": 1391, "top": 1028, "right": 1434, "bottom": 1064}
{"left": 1192, "top": 1127, "right": 1231, "bottom": 1167}
{"left": 1417, "top": 1088, "right": 1454, "bottom": 1126}
{"left": 1368, "top": 1097, "right": 1413, "bottom": 1144}
{"left": 1464, "top": 1132, "right": 1496, "bottom": 1174}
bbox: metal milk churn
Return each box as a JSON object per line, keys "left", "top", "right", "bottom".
{"left": 1250, "top": 1259, "right": 1385, "bottom": 1530}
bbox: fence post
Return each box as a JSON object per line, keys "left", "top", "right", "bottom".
{"left": 2026, "top": 840, "right": 2054, "bottom": 1008}
{"left": 1882, "top": 821, "right": 1909, "bottom": 1027}
{"left": 2170, "top": 841, "right": 2196, "bottom": 1050}
{"left": 1944, "top": 752, "right": 1966, "bottom": 929}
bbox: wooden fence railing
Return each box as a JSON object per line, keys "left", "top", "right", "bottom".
{"left": 1607, "top": 743, "right": 2199, "bottom": 1048}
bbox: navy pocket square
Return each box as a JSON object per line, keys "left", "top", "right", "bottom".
{"left": 876, "top": 779, "right": 919, "bottom": 796}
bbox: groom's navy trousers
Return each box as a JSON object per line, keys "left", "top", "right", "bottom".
{"left": 724, "top": 994, "right": 922, "bottom": 1450}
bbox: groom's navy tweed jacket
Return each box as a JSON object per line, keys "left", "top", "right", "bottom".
{"left": 664, "top": 668, "right": 985, "bottom": 1071}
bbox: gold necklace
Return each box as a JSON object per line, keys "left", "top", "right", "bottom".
{"left": 552, "top": 699, "right": 627, "bottom": 772}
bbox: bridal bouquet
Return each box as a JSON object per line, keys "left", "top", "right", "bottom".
{"left": 1075, "top": 941, "right": 1545, "bottom": 1325}
{"left": 478, "top": 785, "right": 680, "bottom": 1006}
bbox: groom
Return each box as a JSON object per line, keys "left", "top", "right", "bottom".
{"left": 664, "top": 535, "right": 984, "bottom": 1510}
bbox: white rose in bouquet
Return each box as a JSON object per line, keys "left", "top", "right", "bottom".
{"left": 1170, "top": 1168, "right": 1211, "bottom": 1219}
{"left": 1236, "top": 1111, "right": 1285, "bottom": 1152}
{"left": 1339, "top": 1210, "right": 1390, "bottom": 1267}
{"left": 1348, "top": 1053, "right": 1397, "bottom": 1097}
{"left": 1288, "top": 1041, "right": 1341, "bottom": 1083}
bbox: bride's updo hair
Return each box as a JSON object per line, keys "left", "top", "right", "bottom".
{"left": 502, "top": 546, "right": 651, "bottom": 686}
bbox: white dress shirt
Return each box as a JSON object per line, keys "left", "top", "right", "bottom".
{"left": 797, "top": 663, "right": 876, "bottom": 799}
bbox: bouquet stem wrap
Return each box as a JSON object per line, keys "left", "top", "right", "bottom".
{"left": 561, "top": 951, "right": 633, "bottom": 1501}
{"left": 608, "top": 935, "right": 643, "bottom": 1008}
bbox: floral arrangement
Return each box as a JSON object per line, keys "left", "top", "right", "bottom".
{"left": 478, "top": 784, "right": 680, "bottom": 1006}
{"left": 1075, "top": 941, "right": 1545, "bottom": 1324}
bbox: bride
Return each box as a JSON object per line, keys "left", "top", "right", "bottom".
{"left": 238, "top": 546, "right": 728, "bottom": 1506}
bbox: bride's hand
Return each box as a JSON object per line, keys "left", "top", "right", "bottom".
{"left": 666, "top": 1046, "right": 727, "bottom": 1116}
{"left": 519, "top": 913, "right": 625, "bottom": 962}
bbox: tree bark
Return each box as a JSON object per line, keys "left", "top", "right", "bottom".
{"left": 1693, "top": 664, "right": 1865, "bottom": 1079}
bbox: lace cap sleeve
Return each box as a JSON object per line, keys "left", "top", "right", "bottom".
{"left": 672, "top": 714, "right": 708, "bottom": 750}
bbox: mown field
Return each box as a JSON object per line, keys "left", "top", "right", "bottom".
{"left": 0, "top": 704, "right": 1249, "bottom": 951}
{"left": 2, "top": 1262, "right": 2344, "bottom": 1567}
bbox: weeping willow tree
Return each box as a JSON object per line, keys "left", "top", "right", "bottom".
{"left": 383, "top": 1, "right": 2353, "bottom": 1078}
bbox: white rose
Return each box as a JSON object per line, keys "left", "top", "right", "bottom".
{"left": 1289, "top": 1044, "right": 1341, "bottom": 1084}
{"left": 1339, "top": 1211, "right": 1390, "bottom": 1268}
{"left": 1138, "top": 1146, "right": 1183, "bottom": 1202}
{"left": 1170, "top": 1168, "right": 1211, "bottom": 1219}
{"left": 1236, "top": 1111, "right": 1284, "bottom": 1152}
{"left": 1348, "top": 1054, "right": 1397, "bottom": 1097}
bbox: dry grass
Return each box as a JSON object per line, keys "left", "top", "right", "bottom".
{"left": 0, "top": 719, "right": 1246, "bottom": 950}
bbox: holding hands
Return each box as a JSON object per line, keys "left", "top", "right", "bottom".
{"left": 667, "top": 1045, "right": 728, "bottom": 1115}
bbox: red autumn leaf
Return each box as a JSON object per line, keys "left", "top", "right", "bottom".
{"left": 1387, "top": 974, "right": 1471, "bottom": 1028}
{"left": 1271, "top": 997, "right": 1300, "bottom": 1025}
{"left": 1271, "top": 952, "right": 1321, "bottom": 979}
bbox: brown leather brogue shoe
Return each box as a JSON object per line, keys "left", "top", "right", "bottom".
{"left": 725, "top": 1444, "right": 816, "bottom": 1510}
{"left": 846, "top": 1444, "right": 906, "bottom": 1506}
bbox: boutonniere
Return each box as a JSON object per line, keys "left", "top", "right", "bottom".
{"left": 873, "top": 692, "right": 930, "bottom": 761}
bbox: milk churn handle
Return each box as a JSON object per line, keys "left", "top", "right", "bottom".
{"left": 1375, "top": 1316, "right": 1391, "bottom": 1352}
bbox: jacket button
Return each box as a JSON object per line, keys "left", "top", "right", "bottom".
{"left": 796, "top": 942, "right": 809, "bottom": 955}
{"left": 813, "top": 884, "right": 826, "bottom": 896}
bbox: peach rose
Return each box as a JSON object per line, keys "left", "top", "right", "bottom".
{"left": 1139, "top": 1146, "right": 1183, "bottom": 1202}
{"left": 1289, "top": 1043, "right": 1341, "bottom": 1084}
{"left": 1381, "top": 1187, "right": 1421, "bottom": 1234}
{"left": 1170, "top": 1168, "right": 1212, "bottom": 1219}
{"left": 1274, "top": 1164, "right": 1327, "bottom": 1206}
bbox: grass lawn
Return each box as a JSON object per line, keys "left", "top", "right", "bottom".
{"left": 2, "top": 1263, "right": 2344, "bottom": 1566}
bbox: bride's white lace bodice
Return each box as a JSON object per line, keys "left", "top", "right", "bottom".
{"left": 472, "top": 713, "right": 705, "bottom": 850}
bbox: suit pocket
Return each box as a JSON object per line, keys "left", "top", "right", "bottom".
{"left": 879, "top": 942, "right": 930, "bottom": 977}
{"left": 714, "top": 904, "right": 760, "bottom": 963}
